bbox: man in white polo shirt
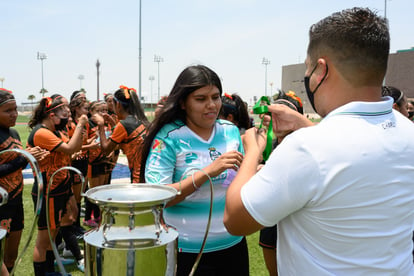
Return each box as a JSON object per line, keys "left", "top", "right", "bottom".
{"left": 224, "top": 7, "right": 414, "bottom": 275}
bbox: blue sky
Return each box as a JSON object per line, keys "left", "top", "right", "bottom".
{"left": 1, "top": 0, "right": 413, "bottom": 106}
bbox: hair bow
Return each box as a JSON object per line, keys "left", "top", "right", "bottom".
{"left": 0, "top": 88, "right": 12, "bottom": 94}
{"left": 224, "top": 93, "right": 233, "bottom": 100}
{"left": 285, "top": 91, "right": 303, "bottom": 107}
{"left": 119, "top": 85, "right": 137, "bottom": 100}
{"left": 43, "top": 97, "right": 53, "bottom": 108}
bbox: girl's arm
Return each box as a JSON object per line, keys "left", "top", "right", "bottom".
{"left": 55, "top": 115, "right": 88, "bottom": 155}
{"left": 95, "top": 114, "right": 117, "bottom": 156}
{"left": 0, "top": 156, "right": 27, "bottom": 177}
{"left": 156, "top": 150, "right": 243, "bottom": 207}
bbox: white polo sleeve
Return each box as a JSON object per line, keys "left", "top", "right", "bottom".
{"left": 241, "top": 133, "right": 321, "bottom": 227}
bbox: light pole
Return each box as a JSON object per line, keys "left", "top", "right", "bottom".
{"left": 149, "top": 75, "right": 155, "bottom": 105}
{"left": 78, "top": 74, "right": 85, "bottom": 90}
{"left": 0, "top": 77, "right": 4, "bottom": 88}
{"left": 384, "top": 0, "right": 388, "bottom": 19}
{"left": 270, "top": 82, "right": 274, "bottom": 96}
{"left": 96, "top": 59, "right": 100, "bottom": 101}
{"left": 262, "top": 57, "right": 270, "bottom": 97}
{"left": 37, "top": 52, "right": 47, "bottom": 97}
{"left": 154, "top": 55, "right": 164, "bottom": 102}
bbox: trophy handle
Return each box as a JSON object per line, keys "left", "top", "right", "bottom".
{"left": 0, "top": 186, "right": 8, "bottom": 207}
{"left": 47, "top": 166, "right": 85, "bottom": 276}
{"left": 179, "top": 168, "right": 214, "bottom": 276}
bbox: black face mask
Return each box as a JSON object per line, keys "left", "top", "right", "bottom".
{"left": 55, "top": 117, "right": 69, "bottom": 131}
{"left": 304, "top": 63, "right": 328, "bottom": 113}
{"left": 409, "top": 111, "right": 414, "bottom": 119}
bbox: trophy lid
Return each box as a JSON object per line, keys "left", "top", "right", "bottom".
{"left": 84, "top": 184, "right": 177, "bottom": 208}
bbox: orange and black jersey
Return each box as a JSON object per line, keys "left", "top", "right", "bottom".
{"left": 108, "top": 110, "right": 119, "bottom": 126}
{"left": 0, "top": 127, "right": 26, "bottom": 201}
{"left": 27, "top": 124, "right": 71, "bottom": 195}
{"left": 68, "top": 120, "right": 90, "bottom": 160}
{"left": 88, "top": 119, "right": 110, "bottom": 164}
{"left": 110, "top": 115, "right": 146, "bottom": 183}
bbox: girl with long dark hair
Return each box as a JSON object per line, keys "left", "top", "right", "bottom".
{"left": 95, "top": 86, "right": 148, "bottom": 183}
{"left": 140, "top": 65, "right": 248, "bottom": 275}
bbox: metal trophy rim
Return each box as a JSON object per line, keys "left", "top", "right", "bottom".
{"left": 83, "top": 183, "right": 177, "bottom": 208}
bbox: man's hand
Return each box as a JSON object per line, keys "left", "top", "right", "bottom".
{"left": 268, "top": 104, "right": 314, "bottom": 139}
{"left": 242, "top": 127, "right": 267, "bottom": 160}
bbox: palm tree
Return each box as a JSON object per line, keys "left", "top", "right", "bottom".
{"left": 28, "top": 94, "right": 35, "bottom": 112}
{"left": 39, "top": 88, "right": 48, "bottom": 97}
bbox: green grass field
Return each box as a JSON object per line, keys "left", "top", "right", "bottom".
{"left": 12, "top": 114, "right": 268, "bottom": 275}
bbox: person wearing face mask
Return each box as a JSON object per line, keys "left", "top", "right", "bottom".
{"left": 224, "top": 7, "right": 414, "bottom": 275}
{"left": 27, "top": 95, "right": 88, "bottom": 275}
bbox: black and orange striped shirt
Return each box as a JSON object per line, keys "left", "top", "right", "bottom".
{"left": 28, "top": 124, "right": 71, "bottom": 195}
{"left": 110, "top": 115, "right": 146, "bottom": 183}
{"left": 0, "top": 127, "right": 25, "bottom": 201}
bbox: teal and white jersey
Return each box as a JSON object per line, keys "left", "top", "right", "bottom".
{"left": 145, "top": 119, "right": 244, "bottom": 253}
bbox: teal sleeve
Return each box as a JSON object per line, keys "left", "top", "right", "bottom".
{"left": 145, "top": 135, "right": 176, "bottom": 184}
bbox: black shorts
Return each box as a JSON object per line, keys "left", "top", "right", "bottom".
{"left": 32, "top": 192, "right": 69, "bottom": 230}
{"left": 0, "top": 194, "right": 24, "bottom": 233}
{"left": 88, "top": 162, "right": 107, "bottom": 178}
{"left": 177, "top": 237, "right": 249, "bottom": 276}
{"left": 259, "top": 225, "right": 277, "bottom": 250}
{"left": 104, "top": 161, "right": 115, "bottom": 175}
{"left": 71, "top": 158, "right": 88, "bottom": 184}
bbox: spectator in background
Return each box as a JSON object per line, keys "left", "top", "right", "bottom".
{"left": 70, "top": 90, "right": 86, "bottom": 102}
{"left": 407, "top": 100, "right": 414, "bottom": 121}
{"left": 219, "top": 93, "right": 251, "bottom": 134}
{"left": 382, "top": 85, "right": 410, "bottom": 118}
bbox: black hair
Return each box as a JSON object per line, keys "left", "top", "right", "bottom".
{"left": 0, "top": 89, "right": 15, "bottom": 106}
{"left": 139, "top": 65, "right": 222, "bottom": 181}
{"left": 308, "top": 7, "right": 389, "bottom": 86}
{"left": 70, "top": 90, "right": 86, "bottom": 101}
{"left": 220, "top": 93, "right": 251, "bottom": 130}
{"left": 29, "top": 95, "right": 66, "bottom": 129}
{"left": 104, "top": 93, "right": 113, "bottom": 102}
{"left": 113, "top": 87, "right": 149, "bottom": 127}
{"left": 382, "top": 86, "right": 405, "bottom": 107}
{"left": 70, "top": 97, "right": 88, "bottom": 121}
{"left": 274, "top": 90, "right": 304, "bottom": 114}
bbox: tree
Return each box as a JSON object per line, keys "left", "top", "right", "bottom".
{"left": 28, "top": 94, "right": 35, "bottom": 112}
{"left": 39, "top": 88, "right": 48, "bottom": 97}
